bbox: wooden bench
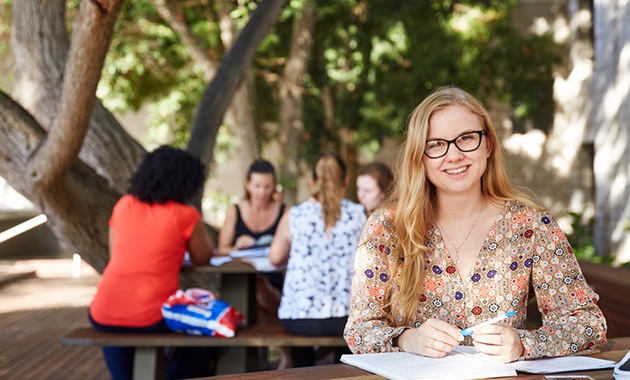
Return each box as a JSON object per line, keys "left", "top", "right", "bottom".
{"left": 579, "top": 260, "right": 630, "bottom": 338}
{"left": 61, "top": 325, "right": 347, "bottom": 380}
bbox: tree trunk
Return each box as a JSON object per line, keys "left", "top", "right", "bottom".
{"left": 153, "top": 0, "right": 260, "bottom": 174}
{"left": 590, "top": 0, "right": 630, "bottom": 263}
{"left": 278, "top": 0, "right": 316, "bottom": 205}
{"left": 216, "top": 2, "right": 260, "bottom": 173}
{"left": 1, "top": 0, "right": 288, "bottom": 279}
{"left": 11, "top": 0, "right": 146, "bottom": 195}
{"left": 0, "top": 90, "right": 118, "bottom": 272}
{"left": 2, "top": 0, "right": 126, "bottom": 272}
{"left": 187, "top": 0, "right": 287, "bottom": 167}
{"left": 544, "top": 0, "right": 595, "bottom": 232}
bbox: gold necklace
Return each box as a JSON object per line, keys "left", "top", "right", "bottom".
{"left": 437, "top": 201, "right": 484, "bottom": 264}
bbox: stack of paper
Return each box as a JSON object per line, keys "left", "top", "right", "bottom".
{"left": 241, "top": 257, "right": 285, "bottom": 272}
{"left": 229, "top": 246, "right": 270, "bottom": 258}
{"left": 615, "top": 350, "right": 630, "bottom": 379}
{"left": 209, "top": 256, "right": 233, "bottom": 266}
{"left": 341, "top": 348, "right": 515, "bottom": 380}
{"left": 341, "top": 346, "right": 616, "bottom": 380}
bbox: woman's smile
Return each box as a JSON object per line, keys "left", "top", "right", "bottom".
{"left": 444, "top": 165, "right": 469, "bottom": 175}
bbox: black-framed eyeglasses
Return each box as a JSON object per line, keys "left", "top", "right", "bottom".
{"left": 424, "top": 130, "right": 486, "bottom": 159}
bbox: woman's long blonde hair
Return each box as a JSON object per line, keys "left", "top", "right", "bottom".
{"left": 390, "top": 86, "right": 540, "bottom": 324}
{"left": 311, "top": 151, "right": 347, "bottom": 232}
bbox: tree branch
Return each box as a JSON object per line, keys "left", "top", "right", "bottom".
{"left": 153, "top": 0, "right": 218, "bottom": 82}
{"left": 27, "top": 0, "right": 123, "bottom": 190}
{"left": 187, "top": 0, "right": 287, "bottom": 164}
{"left": 11, "top": 0, "right": 145, "bottom": 195}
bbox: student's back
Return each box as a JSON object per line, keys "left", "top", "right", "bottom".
{"left": 270, "top": 151, "right": 366, "bottom": 367}
{"left": 279, "top": 198, "right": 365, "bottom": 319}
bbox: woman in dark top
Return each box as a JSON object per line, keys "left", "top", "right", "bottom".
{"left": 219, "top": 160, "right": 286, "bottom": 252}
{"left": 232, "top": 200, "right": 286, "bottom": 250}
{"left": 218, "top": 159, "right": 291, "bottom": 368}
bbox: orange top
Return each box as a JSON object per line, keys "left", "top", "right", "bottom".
{"left": 90, "top": 195, "right": 200, "bottom": 327}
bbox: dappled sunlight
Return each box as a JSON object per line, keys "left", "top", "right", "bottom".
{"left": 546, "top": 78, "right": 589, "bottom": 178}
{"left": 532, "top": 17, "right": 551, "bottom": 35}
{"left": 602, "top": 85, "right": 625, "bottom": 121}
{"left": 615, "top": 238, "right": 630, "bottom": 265}
{"left": 568, "top": 58, "right": 594, "bottom": 82}
{"left": 503, "top": 130, "right": 546, "bottom": 160}
{"left": 551, "top": 15, "right": 569, "bottom": 43}
{"left": 622, "top": 41, "right": 630, "bottom": 76}
{"left": 0, "top": 259, "right": 99, "bottom": 314}
{"left": 591, "top": 30, "right": 630, "bottom": 261}
{"left": 611, "top": 172, "right": 630, "bottom": 209}
{"left": 618, "top": 41, "right": 630, "bottom": 111}
{"left": 0, "top": 276, "right": 98, "bottom": 314}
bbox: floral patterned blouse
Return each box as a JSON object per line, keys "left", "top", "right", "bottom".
{"left": 344, "top": 200, "right": 607, "bottom": 359}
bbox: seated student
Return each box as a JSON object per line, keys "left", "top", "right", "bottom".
{"left": 217, "top": 159, "right": 291, "bottom": 369}
{"left": 356, "top": 162, "right": 394, "bottom": 215}
{"left": 218, "top": 159, "right": 286, "bottom": 254}
{"left": 344, "top": 86, "right": 607, "bottom": 362}
{"left": 270, "top": 151, "right": 366, "bottom": 367}
{"left": 89, "top": 146, "right": 215, "bottom": 380}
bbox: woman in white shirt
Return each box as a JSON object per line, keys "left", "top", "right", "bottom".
{"left": 270, "top": 151, "right": 366, "bottom": 367}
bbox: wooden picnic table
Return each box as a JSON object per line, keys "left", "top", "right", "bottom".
{"left": 179, "top": 259, "right": 284, "bottom": 374}
{"left": 181, "top": 258, "right": 282, "bottom": 325}
{"left": 207, "top": 336, "right": 630, "bottom": 380}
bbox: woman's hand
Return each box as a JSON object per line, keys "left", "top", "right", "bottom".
{"left": 234, "top": 234, "right": 256, "bottom": 249}
{"left": 397, "top": 318, "right": 464, "bottom": 358}
{"left": 472, "top": 323, "right": 524, "bottom": 362}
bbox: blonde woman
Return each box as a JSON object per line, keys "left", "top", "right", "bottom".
{"left": 270, "top": 151, "right": 366, "bottom": 367}
{"left": 344, "top": 86, "right": 607, "bottom": 362}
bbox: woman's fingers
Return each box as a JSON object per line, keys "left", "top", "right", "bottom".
{"left": 472, "top": 323, "right": 523, "bottom": 362}
{"left": 421, "top": 319, "right": 464, "bottom": 357}
{"left": 235, "top": 235, "right": 255, "bottom": 249}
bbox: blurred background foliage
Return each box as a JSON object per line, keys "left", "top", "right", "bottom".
{"left": 86, "top": 0, "right": 561, "bottom": 160}
{"left": 3, "top": 0, "right": 625, "bottom": 263}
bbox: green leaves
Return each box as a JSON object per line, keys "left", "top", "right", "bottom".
{"left": 91, "top": 0, "right": 560, "bottom": 160}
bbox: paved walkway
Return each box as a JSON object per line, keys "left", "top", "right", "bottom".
{"left": 0, "top": 257, "right": 109, "bottom": 379}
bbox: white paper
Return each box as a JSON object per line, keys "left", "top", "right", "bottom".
{"left": 614, "top": 350, "right": 630, "bottom": 379}
{"left": 341, "top": 348, "right": 516, "bottom": 380}
{"left": 509, "top": 355, "right": 615, "bottom": 374}
{"left": 341, "top": 347, "right": 616, "bottom": 380}
{"left": 241, "top": 257, "right": 285, "bottom": 273}
{"left": 229, "top": 246, "right": 270, "bottom": 258}
{"left": 210, "top": 256, "right": 233, "bottom": 266}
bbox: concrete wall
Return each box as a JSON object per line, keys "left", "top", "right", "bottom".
{"left": 0, "top": 210, "right": 61, "bottom": 258}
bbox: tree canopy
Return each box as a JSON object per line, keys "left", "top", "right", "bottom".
{"left": 0, "top": 0, "right": 566, "bottom": 272}
{"left": 95, "top": 0, "right": 560, "bottom": 164}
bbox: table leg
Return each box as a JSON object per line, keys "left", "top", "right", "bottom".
{"left": 220, "top": 273, "right": 257, "bottom": 325}
{"left": 217, "top": 272, "right": 258, "bottom": 373}
{"left": 133, "top": 347, "right": 164, "bottom": 380}
{"left": 215, "top": 346, "right": 249, "bottom": 374}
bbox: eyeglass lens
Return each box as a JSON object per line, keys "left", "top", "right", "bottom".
{"left": 424, "top": 131, "right": 483, "bottom": 158}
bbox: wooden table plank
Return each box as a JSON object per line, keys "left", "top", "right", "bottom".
{"left": 207, "top": 337, "right": 630, "bottom": 380}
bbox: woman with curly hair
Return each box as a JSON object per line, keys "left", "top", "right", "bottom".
{"left": 89, "top": 146, "right": 215, "bottom": 380}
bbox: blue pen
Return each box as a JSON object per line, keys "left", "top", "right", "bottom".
{"left": 460, "top": 310, "right": 517, "bottom": 336}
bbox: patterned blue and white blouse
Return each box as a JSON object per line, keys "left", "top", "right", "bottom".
{"left": 278, "top": 199, "right": 367, "bottom": 320}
